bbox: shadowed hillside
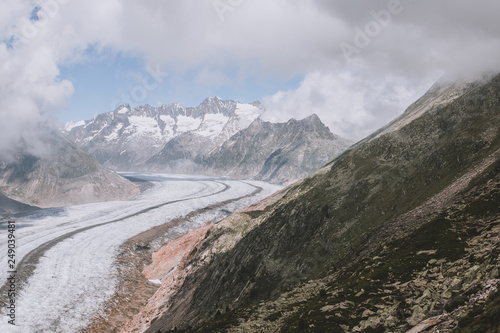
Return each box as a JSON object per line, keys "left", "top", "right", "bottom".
{"left": 125, "top": 74, "right": 500, "bottom": 333}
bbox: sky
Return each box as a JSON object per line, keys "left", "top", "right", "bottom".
{"left": 1, "top": 0, "right": 500, "bottom": 160}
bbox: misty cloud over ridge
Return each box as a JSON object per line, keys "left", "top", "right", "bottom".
{"left": 1, "top": 0, "right": 499, "bottom": 157}
{"left": 0, "top": 38, "right": 73, "bottom": 161}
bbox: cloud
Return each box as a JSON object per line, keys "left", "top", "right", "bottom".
{"left": 260, "top": 0, "right": 500, "bottom": 140}
{"left": 77, "top": 0, "right": 348, "bottom": 77}
{"left": 196, "top": 67, "right": 232, "bottom": 87}
{"left": 262, "top": 71, "right": 432, "bottom": 140}
{"left": 0, "top": 25, "right": 74, "bottom": 161}
{"left": 311, "top": 0, "right": 500, "bottom": 78}
{"left": 1, "top": 0, "right": 500, "bottom": 157}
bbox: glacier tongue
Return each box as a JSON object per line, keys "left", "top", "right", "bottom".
{"left": 0, "top": 173, "right": 282, "bottom": 333}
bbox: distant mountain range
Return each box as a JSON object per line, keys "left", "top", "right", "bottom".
{"left": 0, "top": 97, "right": 351, "bottom": 211}
{"left": 64, "top": 98, "right": 262, "bottom": 171}
{"left": 64, "top": 98, "right": 352, "bottom": 184}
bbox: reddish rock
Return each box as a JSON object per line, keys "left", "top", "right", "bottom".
{"left": 121, "top": 224, "right": 213, "bottom": 333}
{"left": 143, "top": 224, "right": 212, "bottom": 281}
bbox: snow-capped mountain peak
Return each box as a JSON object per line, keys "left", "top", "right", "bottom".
{"left": 63, "top": 97, "right": 352, "bottom": 183}
{"left": 64, "top": 98, "right": 264, "bottom": 170}
{"left": 117, "top": 105, "right": 130, "bottom": 114}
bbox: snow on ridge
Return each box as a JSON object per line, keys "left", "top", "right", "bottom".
{"left": 63, "top": 99, "right": 268, "bottom": 168}
{"left": 195, "top": 113, "right": 229, "bottom": 139}
{"left": 235, "top": 103, "right": 262, "bottom": 130}
{"left": 159, "top": 114, "right": 175, "bottom": 129}
{"left": 125, "top": 116, "right": 164, "bottom": 142}
{"left": 176, "top": 115, "right": 202, "bottom": 133}
{"left": 64, "top": 120, "right": 85, "bottom": 131}
{"left": 104, "top": 123, "right": 124, "bottom": 141}
{"left": 118, "top": 106, "right": 129, "bottom": 114}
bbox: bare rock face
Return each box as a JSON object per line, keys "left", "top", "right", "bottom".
{"left": 0, "top": 131, "right": 139, "bottom": 208}
{"left": 197, "top": 114, "right": 352, "bottom": 184}
{"left": 142, "top": 224, "right": 214, "bottom": 283}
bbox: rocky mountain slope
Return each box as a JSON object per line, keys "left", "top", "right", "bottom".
{"left": 64, "top": 98, "right": 352, "bottom": 184}
{"left": 121, "top": 74, "right": 500, "bottom": 333}
{"left": 0, "top": 131, "right": 139, "bottom": 208}
{"left": 0, "top": 193, "right": 38, "bottom": 216}
{"left": 148, "top": 114, "right": 351, "bottom": 184}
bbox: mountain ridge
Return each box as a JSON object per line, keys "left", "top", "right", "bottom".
{"left": 64, "top": 98, "right": 264, "bottom": 171}
{"left": 65, "top": 98, "right": 352, "bottom": 184}
{"left": 193, "top": 113, "right": 350, "bottom": 184}
{"left": 0, "top": 192, "right": 39, "bottom": 216}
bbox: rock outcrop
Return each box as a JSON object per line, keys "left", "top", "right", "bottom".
{"left": 196, "top": 114, "right": 351, "bottom": 184}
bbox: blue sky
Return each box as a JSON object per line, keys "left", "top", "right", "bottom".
{"left": 58, "top": 52, "right": 303, "bottom": 123}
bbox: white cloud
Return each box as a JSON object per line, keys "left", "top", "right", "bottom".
{"left": 0, "top": 20, "right": 74, "bottom": 160}
{"left": 1, "top": 0, "right": 500, "bottom": 158}
{"left": 263, "top": 70, "right": 435, "bottom": 140}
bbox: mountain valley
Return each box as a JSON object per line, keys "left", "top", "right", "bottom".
{"left": 1, "top": 75, "right": 499, "bottom": 333}
{"left": 2, "top": 2, "right": 500, "bottom": 333}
